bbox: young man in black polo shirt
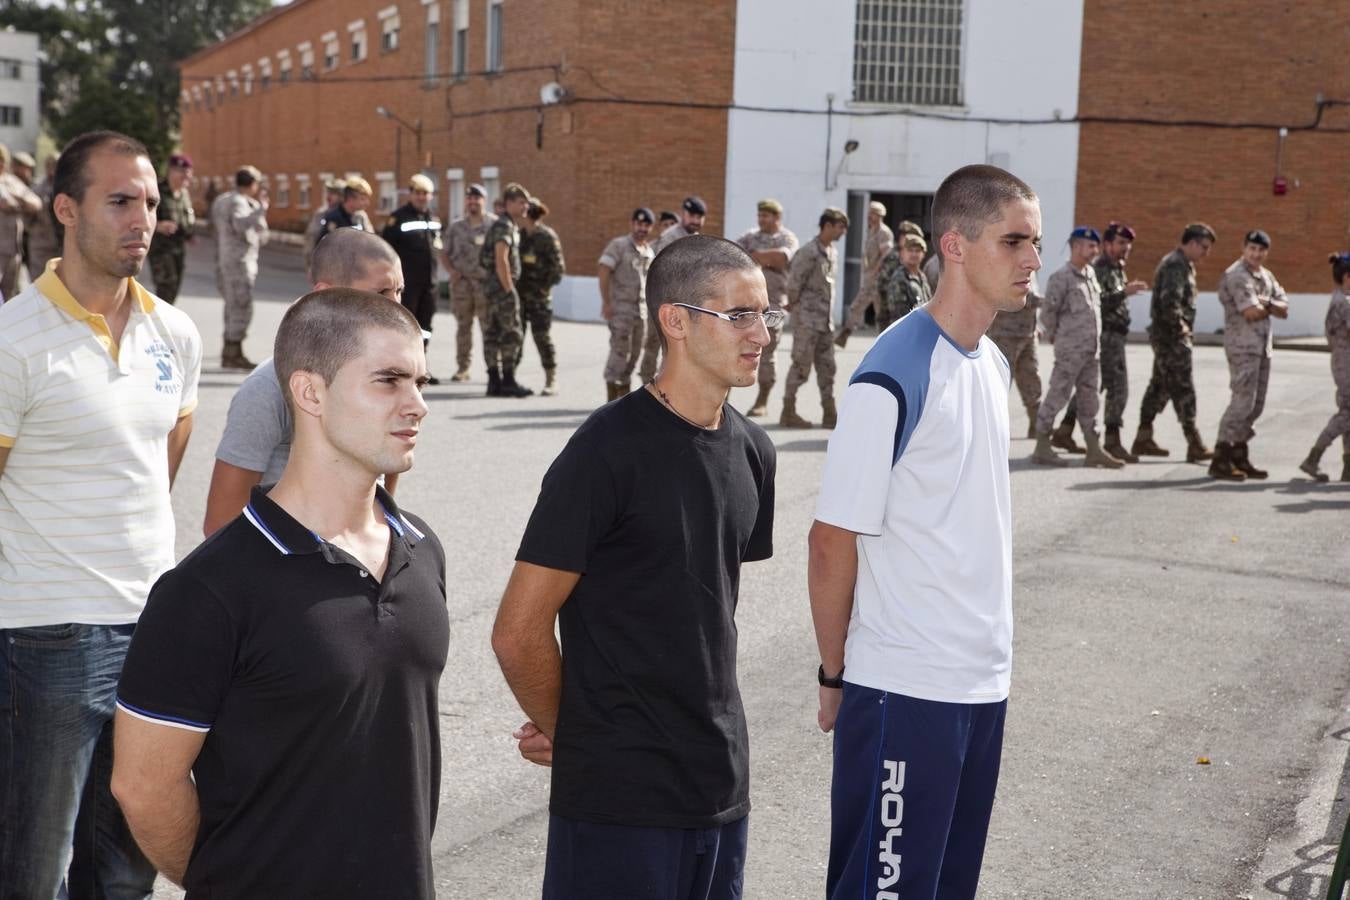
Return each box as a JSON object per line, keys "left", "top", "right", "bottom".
{"left": 493, "top": 234, "right": 778, "bottom": 899}
{"left": 111, "top": 288, "right": 448, "bottom": 898}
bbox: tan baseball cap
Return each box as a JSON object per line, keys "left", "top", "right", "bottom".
{"left": 345, "top": 176, "right": 373, "bottom": 196}
{"left": 408, "top": 173, "right": 435, "bottom": 193}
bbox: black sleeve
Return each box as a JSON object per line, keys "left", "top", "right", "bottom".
{"left": 516, "top": 432, "right": 618, "bottom": 574}
{"left": 116, "top": 569, "right": 237, "bottom": 731}
{"left": 381, "top": 212, "right": 401, "bottom": 248}
{"left": 744, "top": 433, "right": 776, "bottom": 562}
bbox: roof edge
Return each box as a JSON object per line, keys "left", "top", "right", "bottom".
{"left": 179, "top": 0, "right": 319, "bottom": 69}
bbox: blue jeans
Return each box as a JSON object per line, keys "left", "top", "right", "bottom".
{"left": 0, "top": 623, "right": 156, "bottom": 900}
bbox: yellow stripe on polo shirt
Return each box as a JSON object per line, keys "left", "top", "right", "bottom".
{"left": 35, "top": 258, "right": 156, "bottom": 364}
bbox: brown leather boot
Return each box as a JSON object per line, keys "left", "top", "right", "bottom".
{"left": 821, "top": 395, "right": 838, "bottom": 429}
{"left": 1103, "top": 426, "right": 1138, "bottom": 463}
{"left": 221, "top": 340, "right": 256, "bottom": 371}
{"left": 1185, "top": 430, "right": 1213, "bottom": 463}
{"left": 746, "top": 385, "right": 771, "bottom": 418}
{"left": 1051, "top": 419, "right": 1085, "bottom": 454}
{"left": 780, "top": 397, "right": 812, "bottom": 428}
{"left": 1231, "top": 442, "right": 1266, "bottom": 479}
{"left": 1298, "top": 447, "right": 1329, "bottom": 482}
{"left": 1207, "top": 442, "right": 1246, "bottom": 481}
{"left": 1131, "top": 424, "right": 1169, "bottom": 457}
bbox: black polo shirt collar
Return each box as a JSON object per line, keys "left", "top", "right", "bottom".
{"left": 242, "top": 484, "right": 426, "bottom": 558}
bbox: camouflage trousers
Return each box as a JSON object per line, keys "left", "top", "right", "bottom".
{"left": 482, "top": 285, "right": 523, "bottom": 372}
{"left": 1217, "top": 352, "right": 1271, "bottom": 444}
{"left": 1036, "top": 348, "right": 1099, "bottom": 434}
{"left": 149, "top": 245, "right": 186, "bottom": 304}
{"left": 638, "top": 313, "right": 662, "bottom": 383}
{"left": 784, "top": 326, "right": 836, "bottom": 400}
{"left": 758, "top": 325, "right": 782, "bottom": 389}
{"left": 1139, "top": 339, "right": 1199, "bottom": 437}
{"left": 1313, "top": 351, "right": 1350, "bottom": 453}
{"left": 844, "top": 282, "right": 879, "bottom": 331}
{"left": 1060, "top": 330, "right": 1128, "bottom": 431}
{"left": 0, "top": 254, "right": 20, "bottom": 303}
{"left": 604, "top": 306, "right": 645, "bottom": 384}
{"left": 517, "top": 290, "right": 556, "bottom": 372}
{"left": 990, "top": 332, "right": 1041, "bottom": 411}
{"left": 451, "top": 278, "right": 490, "bottom": 370}
{"left": 216, "top": 263, "right": 255, "bottom": 343}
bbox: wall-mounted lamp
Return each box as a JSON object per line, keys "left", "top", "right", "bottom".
{"left": 827, "top": 140, "right": 860, "bottom": 191}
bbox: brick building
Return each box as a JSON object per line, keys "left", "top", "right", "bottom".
{"left": 181, "top": 0, "right": 1349, "bottom": 330}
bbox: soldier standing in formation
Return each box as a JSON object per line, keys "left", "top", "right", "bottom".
{"left": 148, "top": 153, "right": 196, "bottom": 304}
{"left": 303, "top": 179, "right": 345, "bottom": 273}
{"left": 781, "top": 207, "right": 849, "bottom": 429}
{"left": 988, "top": 271, "right": 1044, "bottom": 439}
{"left": 382, "top": 173, "right": 444, "bottom": 384}
{"left": 834, "top": 200, "right": 893, "bottom": 348}
{"left": 23, "top": 155, "right": 59, "bottom": 281}
{"left": 736, "top": 198, "right": 799, "bottom": 417}
{"left": 653, "top": 210, "right": 678, "bottom": 242}
{"left": 314, "top": 177, "right": 374, "bottom": 251}
{"left": 644, "top": 196, "right": 708, "bottom": 382}
{"left": 444, "top": 183, "right": 496, "bottom": 382}
{"left": 1032, "top": 227, "right": 1123, "bottom": 468}
{"left": 1053, "top": 221, "right": 1149, "bottom": 460}
{"left": 874, "top": 224, "right": 932, "bottom": 332}
{"left": 1208, "top": 230, "right": 1288, "bottom": 480}
{"left": 516, "top": 198, "right": 566, "bottom": 396}
{"left": 480, "top": 182, "right": 532, "bottom": 397}
{"left": 0, "top": 144, "right": 41, "bottom": 302}
{"left": 597, "top": 208, "right": 656, "bottom": 401}
{"left": 209, "top": 165, "right": 269, "bottom": 370}
{"left": 1299, "top": 253, "right": 1350, "bottom": 482}
{"left": 1130, "top": 223, "right": 1216, "bottom": 462}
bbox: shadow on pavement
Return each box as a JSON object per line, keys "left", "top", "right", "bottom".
{"left": 1263, "top": 726, "right": 1350, "bottom": 898}
{"left": 776, "top": 439, "right": 829, "bottom": 453}
{"left": 451, "top": 408, "right": 596, "bottom": 419}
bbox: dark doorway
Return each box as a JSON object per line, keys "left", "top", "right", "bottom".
{"left": 842, "top": 191, "right": 934, "bottom": 325}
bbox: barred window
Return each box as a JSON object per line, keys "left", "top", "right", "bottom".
{"left": 852, "top": 0, "right": 964, "bottom": 107}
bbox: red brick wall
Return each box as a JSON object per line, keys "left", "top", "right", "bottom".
{"left": 1075, "top": 1, "right": 1350, "bottom": 293}
{"left": 179, "top": 0, "right": 736, "bottom": 275}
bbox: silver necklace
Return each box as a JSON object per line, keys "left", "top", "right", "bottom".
{"left": 650, "top": 378, "right": 719, "bottom": 430}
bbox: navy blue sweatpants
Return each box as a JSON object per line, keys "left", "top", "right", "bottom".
{"left": 542, "top": 813, "right": 748, "bottom": 900}
{"left": 827, "top": 684, "right": 1007, "bottom": 900}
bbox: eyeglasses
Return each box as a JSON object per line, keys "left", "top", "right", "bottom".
{"left": 672, "top": 302, "right": 786, "bottom": 330}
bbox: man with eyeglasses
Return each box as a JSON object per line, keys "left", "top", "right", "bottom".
{"left": 493, "top": 235, "right": 777, "bottom": 899}
{"left": 782, "top": 207, "right": 849, "bottom": 429}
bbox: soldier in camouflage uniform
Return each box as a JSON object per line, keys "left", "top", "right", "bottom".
{"left": 989, "top": 272, "right": 1044, "bottom": 440}
{"left": 516, "top": 198, "right": 566, "bottom": 395}
{"left": 644, "top": 196, "right": 708, "bottom": 382}
{"left": 875, "top": 230, "right": 932, "bottom": 332}
{"left": 1131, "top": 223, "right": 1216, "bottom": 462}
{"left": 24, "top": 156, "right": 59, "bottom": 281}
{"left": 1054, "top": 222, "right": 1149, "bottom": 460}
{"left": 479, "top": 182, "right": 532, "bottom": 397}
{"left": 1209, "top": 230, "right": 1288, "bottom": 480}
{"left": 1031, "top": 227, "right": 1123, "bottom": 468}
{"left": 209, "top": 165, "right": 269, "bottom": 369}
{"left": 735, "top": 198, "right": 799, "bottom": 416}
{"left": 444, "top": 183, "right": 497, "bottom": 381}
{"left": 148, "top": 153, "right": 195, "bottom": 304}
{"left": 0, "top": 144, "right": 41, "bottom": 303}
{"left": 781, "top": 207, "right": 848, "bottom": 429}
{"left": 598, "top": 208, "right": 656, "bottom": 401}
{"left": 835, "top": 201, "right": 893, "bottom": 347}
{"left": 1300, "top": 253, "right": 1350, "bottom": 482}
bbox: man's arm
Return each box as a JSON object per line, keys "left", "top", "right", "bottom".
{"left": 490, "top": 560, "right": 581, "bottom": 765}
{"left": 597, "top": 265, "right": 613, "bottom": 320}
{"left": 110, "top": 711, "right": 206, "bottom": 886}
{"left": 754, "top": 249, "right": 790, "bottom": 271}
{"left": 808, "top": 520, "right": 859, "bottom": 734}
{"left": 203, "top": 459, "right": 262, "bottom": 538}
{"left": 0, "top": 445, "right": 8, "bottom": 478}
{"left": 166, "top": 413, "right": 193, "bottom": 489}
{"left": 494, "top": 240, "right": 513, "bottom": 293}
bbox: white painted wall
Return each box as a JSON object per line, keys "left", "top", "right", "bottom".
{"left": 0, "top": 31, "right": 40, "bottom": 156}
{"left": 726, "top": 0, "right": 1084, "bottom": 319}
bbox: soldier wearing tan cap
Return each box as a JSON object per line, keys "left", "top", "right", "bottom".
{"left": 23, "top": 155, "right": 58, "bottom": 281}
{"left": 315, "top": 177, "right": 374, "bottom": 252}
{"left": 0, "top": 144, "right": 42, "bottom": 302}
{"left": 735, "top": 198, "right": 799, "bottom": 416}
{"left": 209, "top": 165, "right": 269, "bottom": 369}
{"left": 834, "top": 200, "right": 893, "bottom": 348}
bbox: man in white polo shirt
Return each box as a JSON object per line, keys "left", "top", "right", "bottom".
{"left": 0, "top": 131, "right": 202, "bottom": 898}
{"left": 809, "top": 164, "right": 1040, "bottom": 900}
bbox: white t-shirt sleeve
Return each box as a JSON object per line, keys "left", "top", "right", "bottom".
{"left": 814, "top": 381, "right": 902, "bottom": 536}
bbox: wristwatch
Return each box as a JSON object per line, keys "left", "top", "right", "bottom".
{"left": 817, "top": 664, "right": 845, "bottom": 689}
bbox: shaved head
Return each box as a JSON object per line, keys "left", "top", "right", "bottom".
{"left": 310, "top": 228, "right": 400, "bottom": 288}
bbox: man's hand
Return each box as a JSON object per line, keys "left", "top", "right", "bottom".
{"left": 1269, "top": 300, "right": 1290, "bottom": 320}
{"left": 513, "top": 721, "right": 554, "bottom": 766}
{"left": 601, "top": 302, "right": 613, "bottom": 321}
{"left": 1125, "top": 280, "right": 1148, "bottom": 296}
{"left": 156, "top": 221, "right": 179, "bottom": 236}
{"left": 818, "top": 686, "right": 843, "bottom": 733}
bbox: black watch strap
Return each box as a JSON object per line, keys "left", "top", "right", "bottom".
{"left": 817, "top": 664, "right": 845, "bottom": 689}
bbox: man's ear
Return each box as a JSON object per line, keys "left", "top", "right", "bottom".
{"left": 939, "top": 230, "right": 963, "bottom": 267}
{"left": 52, "top": 193, "right": 78, "bottom": 229}
{"left": 288, "top": 370, "right": 325, "bottom": 419}
{"left": 657, "top": 303, "right": 686, "bottom": 346}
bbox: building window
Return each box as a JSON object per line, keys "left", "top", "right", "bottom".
{"left": 0, "top": 105, "right": 23, "bottom": 127}
{"left": 480, "top": 166, "right": 499, "bottom": 208}
{"left": 275, "top": 176, "right": 290, "bottom": 207}
{"left": 0, "top": 59, "right": 20, "bottom": 80}
{"left": 241, "top": 65, "right": 253, "bottom": 95}
{"left": 379, "top": 6, "right": 401, "bottom": 52}
{"left": 453, "top": 0, "right": 468, "bottom": 76}
{"left": 322, "top": 33, "right": 340, "bottom": 70}
{"left": 424, "top": 3, "right": 440, "bottom": 84}
{"left": 260, "top": 59, "right": 272, "bottom": 89}
{"left": 852, "top": 0, "right": 964, "bottom": 107}
{"left": 297, "top": 176, "right": 312, "bottom": 209}
{"left": 375, "top": 172, "right": 397, "bottom": 214}
{"left": 446, "top": 168, "right": 464, "bottom": 221}
{"left": 486, "top": 0, "right": 503, "bottom": 72}
{"left": 348, "top": 21, "right": 368, "bottom": 62}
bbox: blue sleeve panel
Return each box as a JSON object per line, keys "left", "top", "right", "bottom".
{"left": 849, "top": 309, "right": 940, "bottom": 466}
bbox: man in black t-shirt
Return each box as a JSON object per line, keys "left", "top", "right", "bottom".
{"left": 111, "top": 289, "right": 447, "bottom": 898}
{"left": 493, "top": 234, "right": 779, "bottom": 899}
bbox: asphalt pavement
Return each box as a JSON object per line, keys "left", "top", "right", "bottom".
{"left": 151, "top": 242, "right": 1349, "bottom": 899}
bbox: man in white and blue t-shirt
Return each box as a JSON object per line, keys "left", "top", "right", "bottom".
{"left": 809, "top": 164, "right": 1042, "bottom": 900}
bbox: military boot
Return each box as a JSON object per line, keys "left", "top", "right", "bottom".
{"left": 422, "top": 339, "right": 441, "bottom": 385}
{"left": 821, "top": 395, "right": 838, "bottom": 429}
{"left": 780, "top": 397, "right": 813, "bottom": 429}
{"left": 499, "top": 367, "right": 534, "bottom": 398}
{"left": 486, "top": 367, "right": 503, "bottom": 397}
{"left": 1103, "top": 426, "right": 1138, "bottom": 463}
{"left": 833, "top": 327, "right": 852, "bottom": 349}
{"left": 450, "top": 366, "right": 472, "bottom": 382}
{"left": 1342, "top": 452, "right": 1350, "bottom": 483}
{"left": 221, "top": 340, "right": 256, "bottom": 372}
{"left": 615, "top": 381, "right": 632, "bottom": 397}
{"left": 1298, "top": 445, "right": 1330, "bottom": 482}
{"left": 541, "top": 367, "right": 558, "bottom": 396}
{"left": 605, "top": 382, "right": 619, "bottom": 403}
{"left": 1232, "top": 442, "right": 1267, "bottom": 480}
{"left": 1083, "top": 430, "right": 1126, "bottom": 469}
{"left": 1025, "top": 405, "right": 1039, "bottom": 440}
{"left": 747, "top": 385, "right": 772, "bottom": 418}
{"left": 1131, "top": 424, "right": 1170, "bottom": 457}
{"left": 1185, "top": 429, "right": 1213, "bottom": 463}
{"left": 1207, "top": 442, "right": 1246, "bottom": 481}
{"left": 1050, "top": 419, "right": 1085, "bottom": 454}
{"left": 1031, "top": 432, "right": 1069, "bottom": 467}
